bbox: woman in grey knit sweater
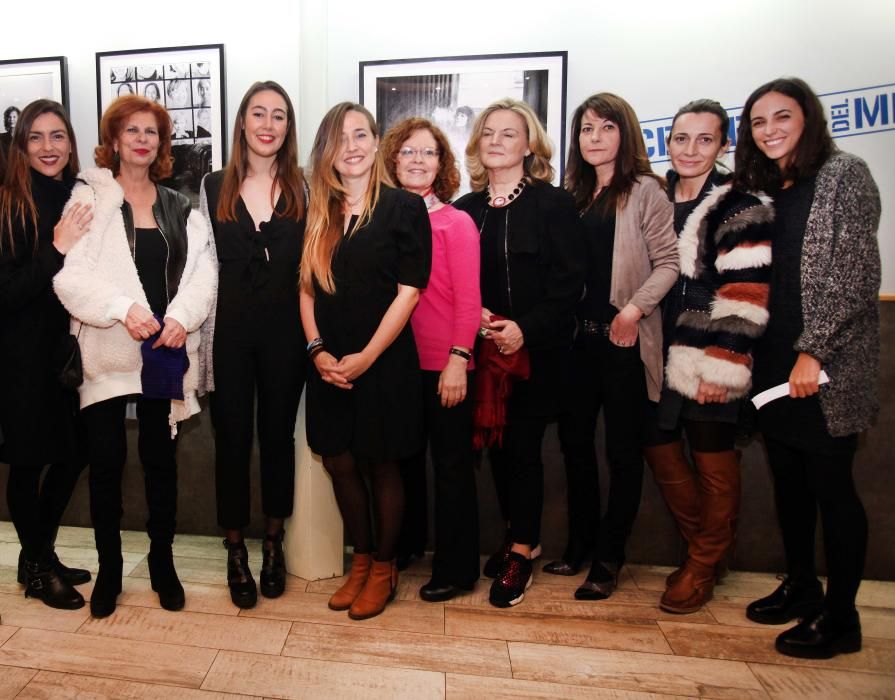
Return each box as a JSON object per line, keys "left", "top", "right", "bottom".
{"left": 734, "top": 77, "right": 881, "bottom": 661}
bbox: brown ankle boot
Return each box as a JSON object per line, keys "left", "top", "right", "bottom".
{"left": 661, "top": 560, "right": 715, "bottom": 613}
{"left": 348, "top": 559, "right": 397, "bottom": 620}
{"left": 644, "top": 441, "right": 701, "bottom": 585}
{"left": 329, "top": 553, "right": 372, "bottom": 611}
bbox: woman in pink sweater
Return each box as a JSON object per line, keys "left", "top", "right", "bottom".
{"left": 381, "top": 118, "right": 481, "bottom": 602}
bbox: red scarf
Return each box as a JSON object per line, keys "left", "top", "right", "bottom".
{"left": 472, "top": 317, "right": 531, "bottom": 449}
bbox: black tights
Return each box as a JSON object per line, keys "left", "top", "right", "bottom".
{"left": 764, "top": 435, "right": 867, "bottom": 618}
{"left": 323, "top": 452, "right": 403, "bottom": 562}
{"left": 6, "top": 461, "right": 86, "bottom": 563}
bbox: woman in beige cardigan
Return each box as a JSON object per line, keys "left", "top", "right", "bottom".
{"left": 546, "top": 93, "right": 678, "bottom": 600}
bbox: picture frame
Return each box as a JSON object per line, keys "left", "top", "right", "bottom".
{"left": 0, "top": 56, "right": 69, "bottom": 149}
{"left": 95, "top": 44, "right": 226, "bottom": 203}
{"left": 360, "top": 51, "right": 568, "bottom": 195}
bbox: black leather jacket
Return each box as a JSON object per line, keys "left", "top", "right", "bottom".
{"left": 120, "top": 184, "right": 190, "bottom": 300}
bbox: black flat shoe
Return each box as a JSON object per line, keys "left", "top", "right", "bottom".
{"left": 574, "top": 561, "right": 619, "bottom": 601}
{"left": 543, "top": 559, "right": 582, "bottom": 576}
{"left": 775, "top": 610, "right": 862, "bottom": 659}
{"left": 419, "top": 579, "right": 475, "bottom": 603}
{"left": 148, "top": 546, "right": 185, "bottom": 611}
{"left": 224, "top": 539, "right": 257, "bottom": 609}
{"left": 18, "top": 550, "right": 91, "bottom": 587}
{"left": 746, "top": 576, "right": 824, "bottom": 625}
{"left": 396, "top": 550, "right": 425, "bottom": 572}
{"left": 260, "top": 532, "right": 286, "bottom": 599}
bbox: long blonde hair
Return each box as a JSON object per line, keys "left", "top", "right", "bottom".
{"left": 465, "top": 98, "right": 554, "bottom": 191}
{"left": 301, "top": 103, "right": 390, "bottom": 294}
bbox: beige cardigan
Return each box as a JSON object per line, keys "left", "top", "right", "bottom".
{"left": 608, "top": 176, "right": 679, "bottom": 402}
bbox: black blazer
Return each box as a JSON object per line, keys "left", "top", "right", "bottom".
{"left": 455, "top": 181, "right": 585, "bottom": 416}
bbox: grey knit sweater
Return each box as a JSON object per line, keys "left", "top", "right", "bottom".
{"left": 796, "top": 151, "right": 881, "bottom": 436}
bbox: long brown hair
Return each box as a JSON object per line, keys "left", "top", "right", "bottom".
{"left": 565, "top": 93, "right": 660, "bottom": 212}
{"left": 465, "top": 98, "right": 554, "bottom": 191}
{"left": 1, "top": 99, "right": 80, "bottom": 255}
{"left": 216, "top": 81, "right": 306, "bottom": 222}
{"left": 301, "top": 102, "right": 390, "bottom": 295}
{"left": 380, "top": 117, "right": 460, "bottom": 202}
{"left": 733, "top": 77, "right": 835, "bottom": 192}
{"left": 95, "top": 95, "right": 174, "bottom": 181}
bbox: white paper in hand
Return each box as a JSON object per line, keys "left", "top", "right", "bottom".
{"left": 751, "top": 370, "right": 830, "bottom": 410}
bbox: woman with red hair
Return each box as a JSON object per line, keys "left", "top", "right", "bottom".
{"left": 55, "top": 95, "right": 217, "bottom": 618}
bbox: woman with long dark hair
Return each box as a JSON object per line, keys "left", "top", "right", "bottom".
{"left": 381, "top": 117, "right": 481, "bottom": 601}
{"left": 736, "top": 77, "right": 880, "bottom": 659}
{"left": 55, "top": 95, "right": 217, "bottom": 618}
{"left": 547, "top": 93, "right": 677, "bottom": 600}
{"left": 300, "top": 103, "right": 431, "bottom": 620}
{"left": 643, "top": 99, "right": 772, "bottom": 614}
{"left": 198, "top": 81, "right": 307, "bottom": 609}
{"left": 454, "top": 98, "right": 585, "bottom": 608}
{"left": 0, "top": 99, "right": 92, "bottom": 609}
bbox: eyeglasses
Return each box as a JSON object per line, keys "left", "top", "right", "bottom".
{"left": 397, "top": 147, "right": 439, "bottom": 160}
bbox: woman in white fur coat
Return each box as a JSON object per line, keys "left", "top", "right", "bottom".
{"left": 54, "top": 95, "right": 216, "bottom": 619}
{"left": 642, "top": 99, "right": 772, "bottom": 615}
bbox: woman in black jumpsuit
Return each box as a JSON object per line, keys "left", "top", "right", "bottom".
{"left": 199, "top": 81, "right": 307, "bottom": 609}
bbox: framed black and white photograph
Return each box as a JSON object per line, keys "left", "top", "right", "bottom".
{"left": 360, "top": 51, "right": 567, "bottom": 193}
{"left": 96, "top": 44, "right": 226, "bottom": 203}
{"left": 0, "top": 56, "right": 68, "bottom": 154}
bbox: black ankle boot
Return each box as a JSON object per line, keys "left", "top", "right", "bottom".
{"left": 224, "top": 539, "right": 257, "bottom": 609}
{"left": 260, "top": 532, "right": 286, "bottom": 599}
{"left": 18, "top": 549, "right": 91, "bottom": 586}
{"left": 24, "top": 559, "right": 85, "bottom": 610}
{"left": 148, "top": 545, "right": 185, "bottom": 611}
{"left": 90, "top": 560, "right": 123, "bottom": 618}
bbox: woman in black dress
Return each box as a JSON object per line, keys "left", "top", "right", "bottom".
{"left": 199, "top": 81, "right": 307, "bottom": 610}
{"left": 300, "top": 102, "right": 431, "bottom": 620}
{"left": 736, "top": 77, "right": 880, "bottom": 659}
{"left": 0, "top": 99, "right": 93, "bottom": 609}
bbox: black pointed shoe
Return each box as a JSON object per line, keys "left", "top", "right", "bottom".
{"left": 419, "top": 579, "right": 476, "bottom": 603}
{"left": 260, "top": 532, "right": 287, "bottom": 599}
{"left": 224, "top": 539, "right": 257, "bottom": 609}
{"left": 148, "top": 545, "right": 186, "bottom": 611}
{"left": 574, "top": 561, "right": 620, "bottom": 601}
{"left": 24, "top": 560, "right": 84, "bottom": 610}
{"left": 18, "top": 549, "right": 91, "bottom": 586}
{"left": 775, "top": 610, "right": 862, "bottom": 659}
{"left": 746, "top": 577, "right": 825, "bottom": 625}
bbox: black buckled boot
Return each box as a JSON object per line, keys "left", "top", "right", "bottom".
{"left": 260, "top": 532, "right": 287, "bottom": 599}
{"left": 24, "top": 558, "right": 85, "bottom": 610}
{"left": 224, "top": 539, "right": 257, "bottom": 609}
{"left": 18, "top": 548, "right": 91, "bottom": 586}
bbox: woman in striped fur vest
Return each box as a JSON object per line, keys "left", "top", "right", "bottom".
{"left": 643, "top": 99, "right": 772, "bottom": 614}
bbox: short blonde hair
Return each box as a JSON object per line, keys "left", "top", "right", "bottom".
{"left": 465, "top": 98, "right": 554, "bottom": 191}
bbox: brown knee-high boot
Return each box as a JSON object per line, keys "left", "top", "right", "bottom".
{"left": 644, "top": 441, "right": 701, "bottom": 584}
{"left": 661, "top": 449, "right": 740, "bottom": 614}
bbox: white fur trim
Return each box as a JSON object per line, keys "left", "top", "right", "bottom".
{"left": 716, "top": 242, "right": 772, "bottom": 272}
{"left": 665, "top": 345, "right": 704, "bottom": 399}
{"left": 710, "top": 297, "right": 770, "bottom": 326}
{"left": 699, "top": 353, "right": 751, "bottom": 398}
{"left": 677, "top": 183, "right": 732, "bottom": 278}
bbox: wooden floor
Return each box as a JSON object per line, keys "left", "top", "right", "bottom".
{"left": 0, "top": 523, "right": 893, "bottom": 698}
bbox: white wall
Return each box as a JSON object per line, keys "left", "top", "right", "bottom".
{"left": 5, "top": 0, "right": 893, "bottom": 290}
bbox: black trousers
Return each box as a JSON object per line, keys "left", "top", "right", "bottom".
{"left": 556, "top": 334, "right": 647, "bottom": 564}
{"left": 83, "top": 396, "right": 178, "bottom": 564}
{"left": 7, "top": 460, "right": 86, "bottom": 563}
{"left": 399, "top": 370, "right": 479, "bottom": 586}
{"left": 764, "top": 434, "right": 867, "bottom": 618}
{"left": 210, "top": 330, "right": 305, "bottom": 529}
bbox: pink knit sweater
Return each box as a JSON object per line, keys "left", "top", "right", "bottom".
{"left": 410, "top": 204, "right": 481, "bottom": 371}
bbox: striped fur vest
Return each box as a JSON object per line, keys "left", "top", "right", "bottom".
{"left": 664, "top": 182, "right": 773, "bottom": 400}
